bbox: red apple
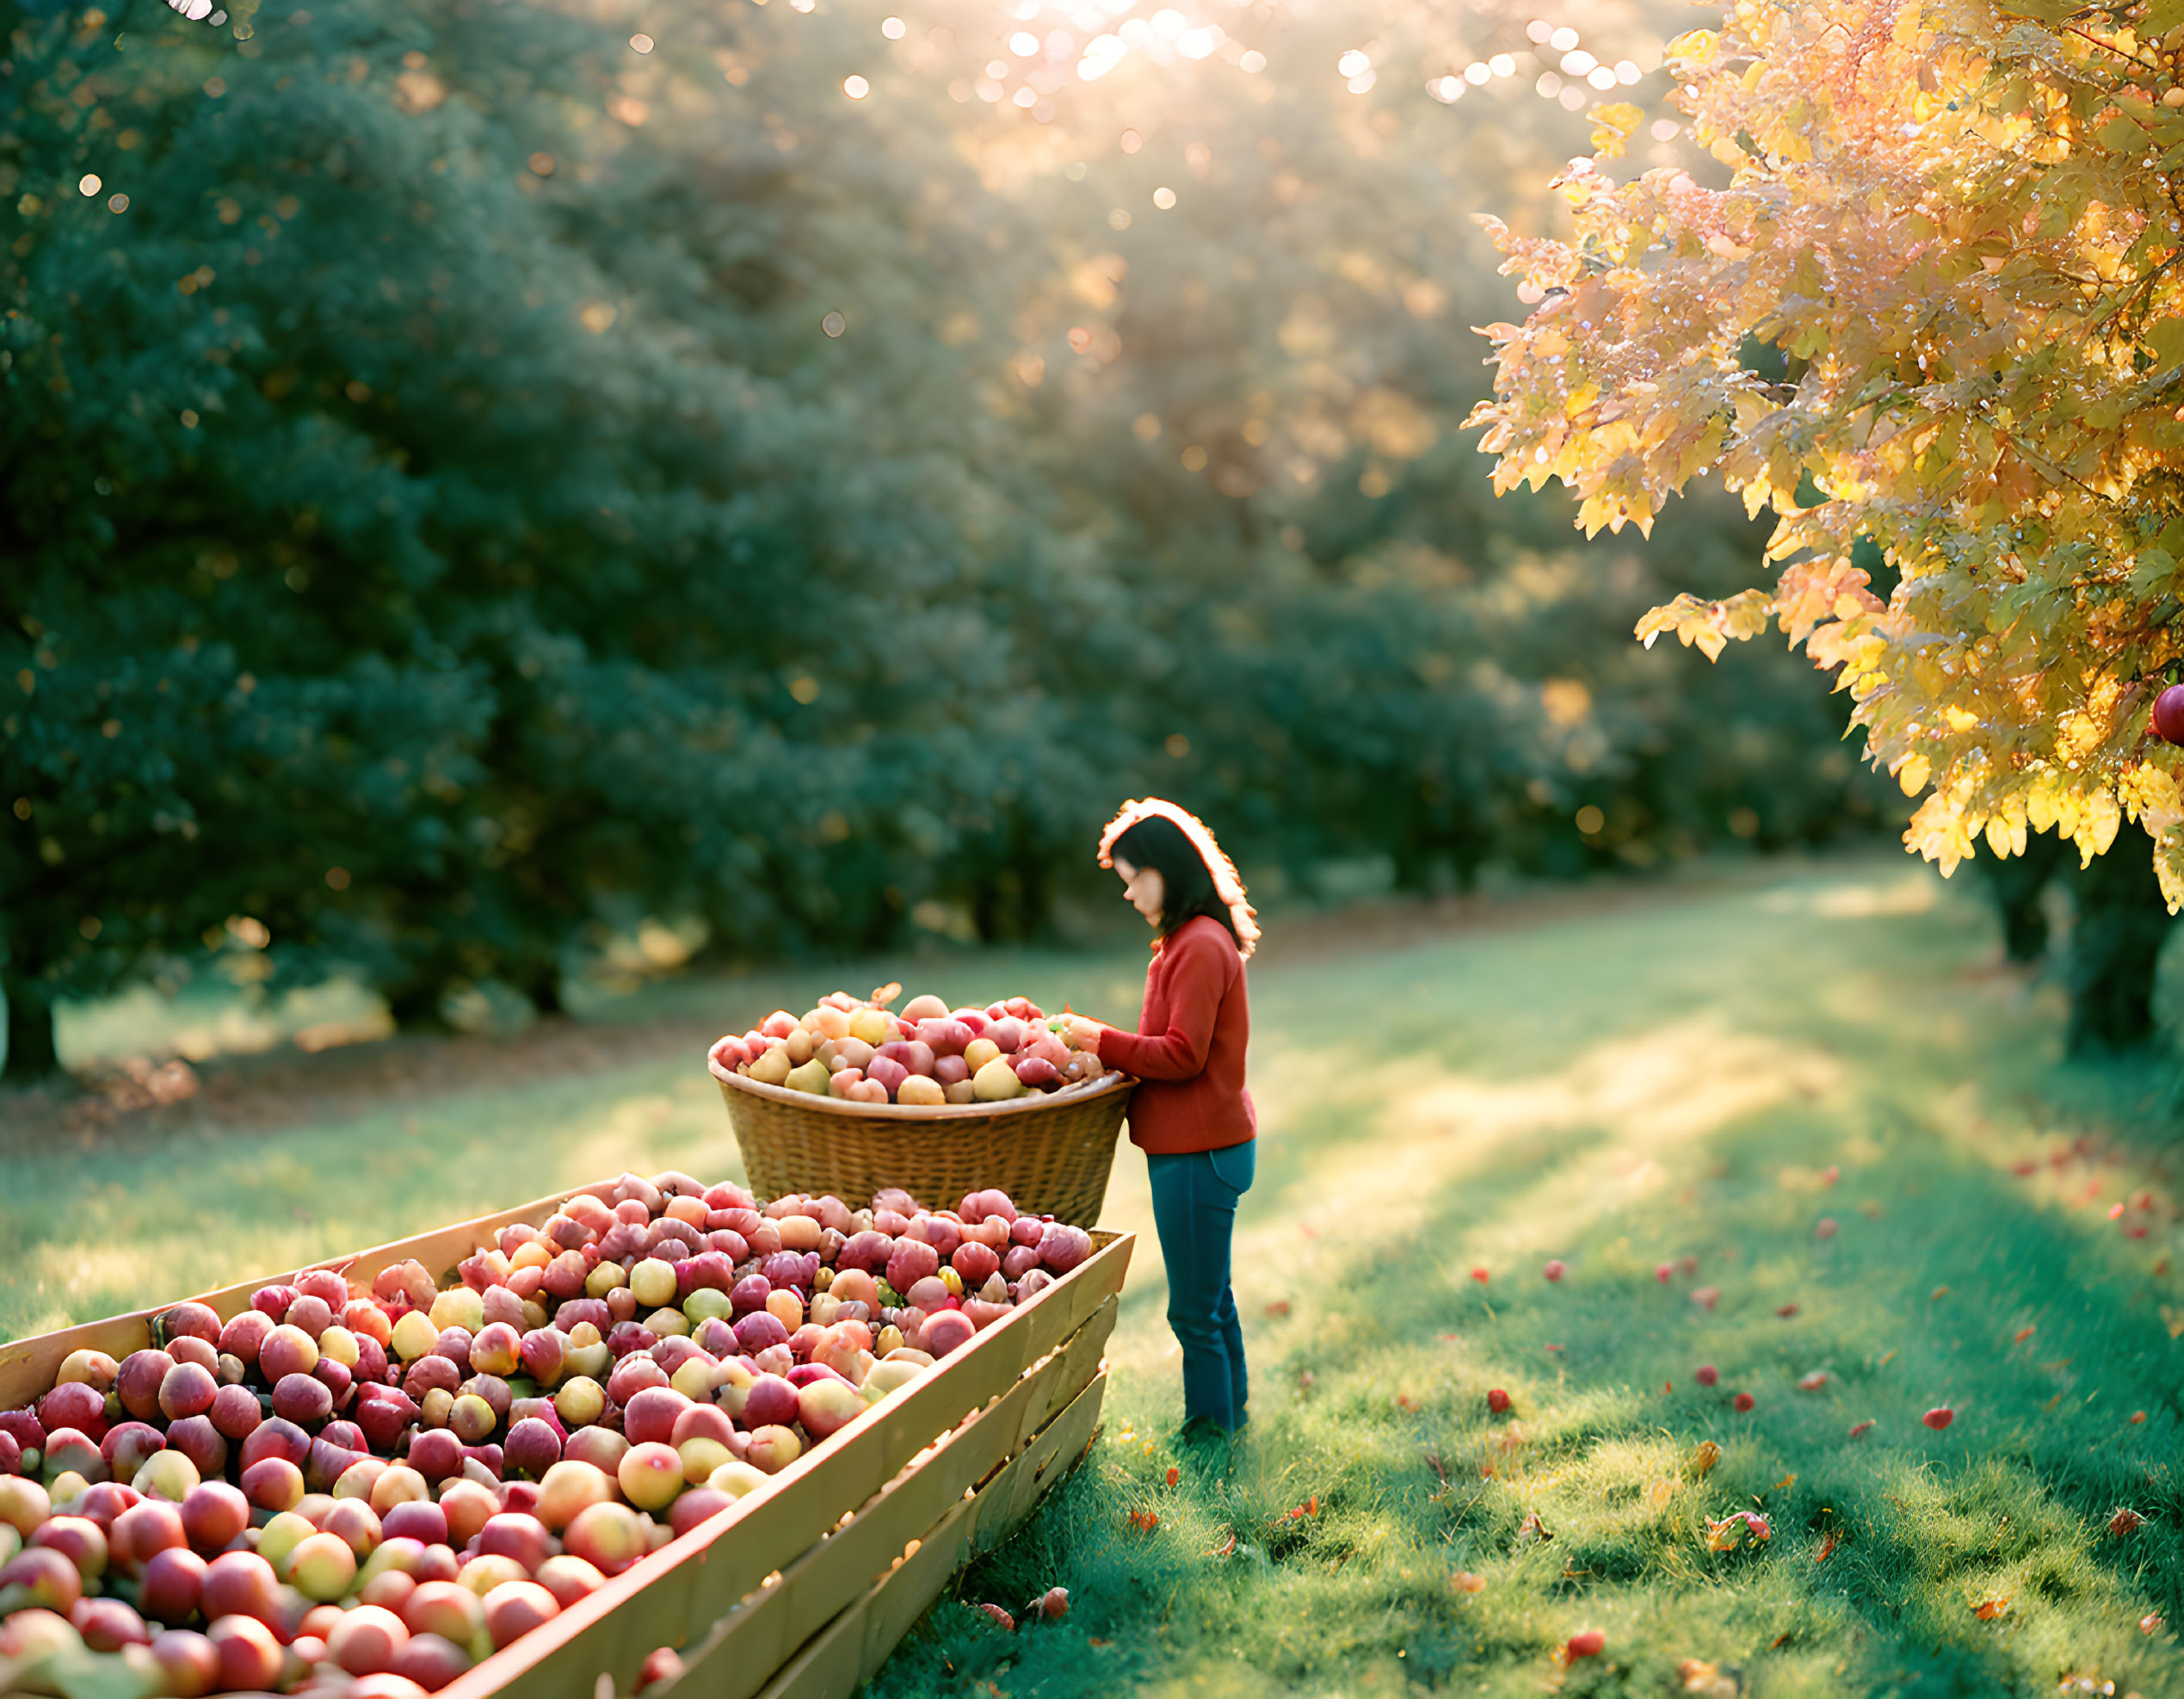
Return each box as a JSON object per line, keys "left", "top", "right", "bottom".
{"left": 209, "top": 1383, "right": 263, "bottom": 1443}
{"left": 392, "top": 1630, "right": 472, "bottom": 1690}
{"left": 140, "top": 1547, "right": 208, "bottom": 1624}
{"left": 478, "top": 1512, "right": 551, "bottom": 1572}
{"left": 199, "top": 1549, "right": 280, "bottom": 1622}
{"left": 31, "top": 1517, "right": 108, "bottom": 1585}
{"left": 110, "top": 1499, "right": 188, "bottom": 1574}
{"left": 2156, "top": 683, "right": 2184, "bottom": 744}
{"left": 534, "top": 1554, "right": 605, "bottom": 1609}
{"left": 621, "top": 1387, "right": 691, "bottom": 1449}
{"left": 180, "top": 1482, "right": 250, "bottom": 1554}
{"left": 242, "top": 1457, "right": 307, "bottom": 1513}
{"left": 162, "top": 1301, "right": 222, "bottom": 1347}
{"left": 71, "top": 1594, "right": 151, "bottom": 1651}
{"left": 562, "top": 1501, "right": 650, "bottom": 1576}
{"left": 482, "top": 1578, "right": 559, "bottom": 1647}
{"left": 207, "top": 1612, "right": 285, "bottom": 1690}
{"left": 101, "top": 1421, "right": 166, "bottom": 1482}
{"left": 400, "top": 1579, "right": 485, "bottom": 1646}
{"left": 328, "top": 1603, "right": 411, "bottom": 1675}
{"left": 165, "top": 1415, "right": 227, "bottom": 1481}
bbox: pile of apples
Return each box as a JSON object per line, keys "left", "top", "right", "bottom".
{"left": 711, "top": 988, "right": 1110, "bottom": 1107}
{"left": 0, "top": 1175, "right": 1097, "bottom": 1697}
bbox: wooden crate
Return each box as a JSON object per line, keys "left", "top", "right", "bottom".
{"left": 656, "top": 1303, "right": 1116, "bottom": 1698}
{"left": 755, "top": 1371, "right": 1110, "bottom": 1699}
{"left": 0, "top": 1182, "right": 1133, "bottom": 1699}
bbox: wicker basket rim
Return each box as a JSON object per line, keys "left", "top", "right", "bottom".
{"left": 710, "top": 1060, "right": 1135, "bottom": 1122}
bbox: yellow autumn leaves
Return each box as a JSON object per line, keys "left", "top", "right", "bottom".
{"left": 1468, "top": 0, "right": 2184, "bottom": 899}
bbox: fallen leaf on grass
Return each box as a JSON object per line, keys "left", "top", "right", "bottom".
{"left": 1264, "top": 1301, "right": 1290, "bottom": 1317}
{"left": 1797, "top": 1371, "right": 1828, "bottom": 1391}
{"left": 2014, "top": 1326, "right": 2035, "bottom": 1343}
{"left": 2129, "top": 1410, "right": 2147, "bottom": 1424}
{"left": 1688, "top": 1441, "right": 1721, "bottom": 1478}
{"left": 976, "top": 1603, "right": 1017, "bottom": 1632}
{"left": 1692, "top": 1287, "right": 1720, "bottom": 1311}
{"left": 1848, "top": 1419, "right": 1875, "bottom": 1438}
{"left": 1971, "top": 1597, "right": 2010, "bottom": 1622}
{"left": 1931, "top": 1286, "right": 1949, "bottom": 1301}
{"left": 1703, "top": 1511, "right": 1771, "bottom": 1553}
{"left": 1677, "top": 1659, "right": 1742, "bottom": 1697}
{"left": 1128, "top": 1511, "right": 1159, "bottom": 1530}
{"left": 1452, "top": 1570, "right": 1486, "bottom": 1593}
{"left": 1207, "top": 1531, "right": 1236, "bottom": 1557}
{"left": 1773, "top": 1473, "right": 1796, "bottom": 1492}
{"left": 2143, "top": 1613, "right": 2164, "bottom": 1635}
{"left": 1515, "top": 1510, "right": 1553, "bottom": 1548}
{"left": 1815, "top": 1218, "right": 1837, "bottom": 1239}
{"left": 1815, "top": 1529, "right": 1839, "bottom": 1563}
{"left": 1647, "top": 1479, "right": 1675, "bottom": 1509}
{"left": 1776, "top": 1303, "right": 1799, "bottom": 1318}
{"left": 2110, "top": 1507, "right": 2144, "bottom": 1536}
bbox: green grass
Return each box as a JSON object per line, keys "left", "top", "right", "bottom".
{"left": 7, "top": 860, "right": 2183, "bottom": 1696}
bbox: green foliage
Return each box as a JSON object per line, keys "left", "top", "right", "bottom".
{"left": 1, "top": 0, "right": 1889, "bottom": 1070}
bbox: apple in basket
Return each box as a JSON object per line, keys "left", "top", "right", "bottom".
{"left": 723, "top": 989, "right": 1100, "bottom": 1105}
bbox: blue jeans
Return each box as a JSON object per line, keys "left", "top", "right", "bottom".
{"left": 1146, "top": 1141, "right": 1254, "bottom": 1431}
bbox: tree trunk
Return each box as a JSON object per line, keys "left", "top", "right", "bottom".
{"left": 523, "top": 963, "right": 565, "bottom": 1017}
{"left": 384, "top": 981, "right": 451, "bottom": 1033}
{"left": 2066, "top": 845, "right": 2172, "bottom": 1054}
{"left": 3, "top": 972, "right": 59, "bottom": 1082}
{"left": 1977, "top": 833, "right": 2070, "bottom": 961}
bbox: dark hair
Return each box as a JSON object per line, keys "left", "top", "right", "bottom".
{"left": 1109, "top": 813, "right": 1241, "bottom": 949}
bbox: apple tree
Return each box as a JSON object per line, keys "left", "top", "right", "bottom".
{"left": 1468, "top": 0, "right": 2184, "bottom": 1017}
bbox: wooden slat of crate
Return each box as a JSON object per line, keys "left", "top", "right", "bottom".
{"left": 756, "top": 1371, "right": 1109, "bottom": 1699}
{"left": 655, "top": 1294, "right": 1117, "bottom": 1699}
{"left": 439, "top": 1233, "right": 1133, "bottom": 1699}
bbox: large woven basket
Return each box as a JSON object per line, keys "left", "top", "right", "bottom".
{"left": 709, "top": 1061, "right": 1134, "bottom": 1227}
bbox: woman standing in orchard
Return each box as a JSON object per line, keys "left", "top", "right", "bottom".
{"left": 1065, "top": 799, "right": 1257, "bottom": 1440}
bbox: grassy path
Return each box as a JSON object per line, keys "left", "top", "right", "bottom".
{"left": 6, "top": 860, "right": 2182, "bottom": 1696}
{"left": 877, "top": 862, "right": 2184, "bottom": 1698}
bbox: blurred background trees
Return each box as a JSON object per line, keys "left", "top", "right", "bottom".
{"left": 0, "top": 0, "right": 1894, "bottom": 1077}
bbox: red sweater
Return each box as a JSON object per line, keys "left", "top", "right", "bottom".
{"left": 1097, "top": 915, "right": 1255, "bottom": 1155}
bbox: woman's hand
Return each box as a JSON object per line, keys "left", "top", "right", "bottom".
{"left": 1064, "top": 1016, "right": 1104, "bottom": 1055}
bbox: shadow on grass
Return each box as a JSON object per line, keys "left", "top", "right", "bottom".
{"left": 871, "top": 868, "right": 2184, "bottom": 1698}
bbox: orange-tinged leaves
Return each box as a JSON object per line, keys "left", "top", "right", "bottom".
{"left": 1469, "top": 0, "right": 2184, "bottom": 899}
{"left": 1815, "top": 1529, "right": 1840, "bottom": 1562}
{"left": 1972, "top": 1597, "right": 2011, "bottom": 1622}
{"left": 1452, "top": 1570, "right": 1486, "bottom": 1593}
{"left": 1689, "top": 1441, "right": 1721, "bottom": 1478}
